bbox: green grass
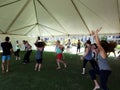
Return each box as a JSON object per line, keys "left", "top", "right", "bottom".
{"left": 0, "top": 51, "right": 120, "bottom": 90}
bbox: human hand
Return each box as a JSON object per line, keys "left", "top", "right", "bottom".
{"left": 95, "top": 27, "right": 102, "bottom": 34}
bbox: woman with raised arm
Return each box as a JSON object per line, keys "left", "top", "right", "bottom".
{"left": 89, "top": 28, "right": 112, "bottom": 90}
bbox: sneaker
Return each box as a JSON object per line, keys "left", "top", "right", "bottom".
{"left": 93, "top": 86, "right": 100, "bottom": 90}
{"left": 6, "top": 69, "right": 9, "bottom": 72}
{"left": 81, "top": 72, "right": 85, "bottom": 75}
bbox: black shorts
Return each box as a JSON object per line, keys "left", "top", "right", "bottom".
{"left": 36, "top": 58, "right": 42, "bottom": 64}
{"left": 77, "top": 47, "right": 80, "bottom": 49}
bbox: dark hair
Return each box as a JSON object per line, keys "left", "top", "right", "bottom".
{"left": 16, "top": 40, "right": 19, "bottom": 43}
{"left": 35, "top": 41, "right": 46, "bottom": 47}
{"left": 93, "top": 43, "right": 98, "bottom": 49}
{"left": 37, "top": 36, "right": 40, "bottom": 40}
{"left": 100, "top": 40, "right": 109, "bottom": 53}
{"left": 86, "top": 40, "right": 91, "bottom": 44}
{"left": 23, "top": 40, "right": 26, "bottom": 42}
{"left": 57, "top": 40, "right": 60, "bottom": 44}
{"left": 5, "top": 36, "right": 10, "bottom": 42}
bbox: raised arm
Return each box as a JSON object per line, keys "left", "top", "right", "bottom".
{"left": 91, "top": 27, "right": 107, "bottom": 59}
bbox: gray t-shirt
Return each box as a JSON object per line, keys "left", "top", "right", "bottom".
{"left": 98, "top": 54, "right": 111, "bottom": 70}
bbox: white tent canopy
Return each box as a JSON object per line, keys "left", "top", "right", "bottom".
{"left": 0, "top": 0, "right": 120, "bottom": 37}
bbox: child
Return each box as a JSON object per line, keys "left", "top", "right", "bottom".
{"left": 89, "top": 28, "right": 112, "bottom": 90}
{"left": 34, "top": 37, "right": 46, "bottom": 71}
{"left": 55, "top": 40, "right": 67, "bottom": 70}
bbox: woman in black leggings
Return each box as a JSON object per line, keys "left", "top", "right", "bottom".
{"left": 81, "top": 40, "right": 96, "bottom": 75}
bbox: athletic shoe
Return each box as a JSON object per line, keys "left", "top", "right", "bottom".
{"left": 93, "top": 86, "right": 100, "bottom": 90}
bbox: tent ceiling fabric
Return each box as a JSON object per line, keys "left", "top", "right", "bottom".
{"left": 0, "top": 0, "right": 120, "bottom": 37}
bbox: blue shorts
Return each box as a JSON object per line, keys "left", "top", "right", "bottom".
{"left": 2, "top": 55, "right": 11, "bottom": 61}
{"left": 36, "top": 58, "right": 42, "bottom": 64}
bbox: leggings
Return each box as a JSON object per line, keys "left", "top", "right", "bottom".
{"left": 14, "top": 49, "right": 20, "bottom": 57}
{"left": 23, "top": 50, "right": 32, "bottom": 63}
{"left": 83, "top": 59, "right": 97, "bottom": 69}
{"left": 89, "top": 69, "right": 111, "bottom": 90}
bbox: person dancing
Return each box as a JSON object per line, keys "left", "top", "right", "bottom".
{"left": 81, "top": 40, "right": 96, "bottom": 75}
{"left": 1, "top": 36, "right": 13, "bottom": 73}
{"left": 55, "top": 40, "right": 67, "bottom": 70}
{"left": 23, "top": 40, "right": 32, "bottom": 64}
{"left": 34, "top": 37, "right": 46, "bottom": 71}
{"left": 89, "top": 28, "right": 112, "bottom": 90}
{"left": 14, "top": 40, "right": 21, "bottom": 60}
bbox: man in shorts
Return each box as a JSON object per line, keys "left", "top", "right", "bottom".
{"left": 1, "top": 36, "right": 13, "bottom": 73}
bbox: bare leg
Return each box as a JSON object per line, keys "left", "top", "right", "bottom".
{"left": 1, "top": 61, "right": 5, "bottom": 73}
{"left": 38, "top": 64, "right": 41, "bottom": 71}
{"left": 18, "top": 57, "right": 21, "bottom": 60}
{"left": 6, "top": 60, "right": 10, "bottom": 72}
{"left": 93, "top": 80, "right": 100, "bottom": 90}
{"left": 79, "top": 49, "right": 80, "bottom": 53}
{"left": 76, "top": 49, "right": 78, "bottom": 54}
{"left": 56, "top": 59, "right": 61, "bottom": 69}
{"left": 16, "top": 56, "right": 18, "bottom": 60}
{"left": 35, "top": 63, "right": 38, "bottom": 71}
{"left": 59, "top": 60, "right": 67, "bottom": 68}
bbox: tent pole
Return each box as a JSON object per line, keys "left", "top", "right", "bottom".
{"left": 0, "top": 29, "right": 4, "bottom": 33}
{"left": 9, "top": 24, "right": 36, "bottom": 32}
{"left": 25, "top": 24, "right": 37, "bottom": 35}
{"left": 38, "top": 24, "right": 42, "bottom": 36}
{"left": 38, "top": 25, "right": 52, "bottom": 36}
{"left": 33, "top": 0, "right": 39, "bottom": 24}
{"left": 117, "top": 0, "right": 120, "bottom": 29}
{"left": 38, "top": 23, "right": 65, "bottom": 34}
{"left": 4, "top": 33, "right": 26, "bottom": 36}
{"left": 77, "top": 0, "right": 111, "bottom": 27}
{"left": 0, "top": 0, "right": 21, "bottom": 8}
{"left": 37, "top": 0, "right": 68, "bottom": 34}
{"left": 71, "top": 0, "right": 91, "bottom": 35}
{"left": 5, "top": 0, "right": 31, "bottom": 33}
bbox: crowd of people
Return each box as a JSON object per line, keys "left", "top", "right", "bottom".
{"left": 1, "top": 28, "right": 120, "bottom": 90}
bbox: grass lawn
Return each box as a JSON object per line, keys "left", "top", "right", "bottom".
{"left": 0, "top": 51, "right": 119, "bottom": 90}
